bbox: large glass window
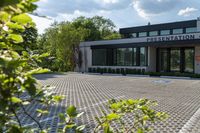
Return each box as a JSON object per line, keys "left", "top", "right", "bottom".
{"left": 116, "top": 48, "right": 133, "bottom": 66}
{"left": 92, "top": 47, "right": 148, "bottom": 67}
{"left": 139, "top": 32, "right": 147, "bottom": 37}
{"left": 131, "top": 33, "right": 137, "bottom": 38}
{"left": 160, "top": 30, "right": 170, "bottom": 35}
{"left": 92, "top": 49, "right": 107, "bottom": 66}
{"left": 140, "top": 47, "right": 147, "bottom": 66}
{"left": 159, "top": 49, "right": 168, "bottom": 72}
{"left": 184, "top": 48, "right": 194, "bottom": 73}
{"left": 149, "top": 31, "right": 158, "bottom": 36}
{"left": 124, "top": 48, "right": 133, "bottom": 66}
{"left": 186, "top": 27, "right": 197, "bottom": 33}
{"left": 170, "top": 48, "right": 181, "bottom": 72}
{"left": 173, "top": 29, "right": 183, "bottom": 34}
{"left": 133, "top": 48, "right": 137, "bottom": 66}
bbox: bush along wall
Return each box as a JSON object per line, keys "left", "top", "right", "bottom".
{"left": 88, "top": 67, "right": 147, "bottom": 76}
{"left": 87, "top": 67, "right": 200, "bottom": 78}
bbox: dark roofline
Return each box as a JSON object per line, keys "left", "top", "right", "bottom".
{"left": 120, "top": 19, "right": 197, "bottom": 34}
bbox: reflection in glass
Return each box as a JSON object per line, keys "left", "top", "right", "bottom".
{"left": 92, "top": 49, "right": 107, "bottom": 66}
{"left": 186, "top": 27, "right": 197, "bottom": 33}
{"left": 184, "top": 49, "right": 194, "bottom": 73}
{"left": 149, "top": 31, "right": 158, "bottom": 36}
{"left": 170, "top": 49, "right": 180, "bottom": 71}
{"left": 173, "top": 29, "right": 183, "bottom": 34}
{"left": 140, "top": 47, "right": 147, "bottom": 66}
{"left": 159, "top": 49, "right": 168, "bottom": 72}
{"left": 139, "top": 32, "right": 147, "bottom": 37}
{"left": 160, "top": 30, "right": 170, "bottom": 35}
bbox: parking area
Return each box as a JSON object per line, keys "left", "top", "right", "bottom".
{"left": 25, "top": 73, "right": 200, "bottom": 132}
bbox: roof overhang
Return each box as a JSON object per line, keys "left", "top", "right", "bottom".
{"left": 80, "top": 32, "right": 200, "bottom": 49}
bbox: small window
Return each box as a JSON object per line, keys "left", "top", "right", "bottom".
{"left": 131, "top": 33, "right": 137, "bottom": 38}
{"left": 186, "top": 27, "right": 197, "bottom": 33}
{"left": 149, "top": 31, "right": 158, "bottom": 36}
{"left": 139, "top": 32, "right": 147, "bottom": 37}
{"left": 160, "top": 30, "right": 170, "bottom": 35}
{"left": 173, "top": 29, "right": 183, "bottom": 34}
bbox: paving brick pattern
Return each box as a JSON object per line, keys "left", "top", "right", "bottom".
{"left": 21, "top": 73, "right": 200, "bottom": 133}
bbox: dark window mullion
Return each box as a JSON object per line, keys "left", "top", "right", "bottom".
{"left": 136, "top": 47, "right": 140, "bottom": 66}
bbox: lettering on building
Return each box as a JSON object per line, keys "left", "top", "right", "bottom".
{"left": 147, "top": 34, "right": 196, "bottom": 42}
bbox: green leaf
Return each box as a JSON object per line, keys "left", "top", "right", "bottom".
{"left": 63, "top": 124, "right": 76, "bottom": 131}
{"left": 67, "top": 105, "right": 77, "bottom": 117}
{"left": 143, "top": 115, "right": 149, "bottom": 121}
{"left": 76, "top": 125, "right": 85, "bottom": 131}
{"left": 36, "top": 109, "right": 49, "bottom": 114}
{"left": 137, "top": 128, "right": 144, "bottom": 133}
{"left": 22, "top": 101, "right": 30, "bottom": 105}
{"left": 103, "top": 124, "right": 113, "bottom": 133}
{"left": 76, "top": 112, "right": 84, "bottom": 118}
{"left": 11, "top": 14, "right": 32, "bottom": 24}
{"left": 0, "top": 11, "right": 10, "bottom": 22}
{"left": 52, "top": 95, "right": 64, "bottom": 103}
{"left": 106, "top": 113, "right": 120, "bottom": 121}
{"left": 8, "top": 125, "right": 23, "bottom": 133}
{"left": 25, "top": 68, "right": 50, "bottom": 75}
{"left": 58, "top": 113, "right": 65, "bottom": 122}
{"left": 11, "top": 97, "right": 22, "bottom": 103}
{"left": 7, "top": 34, "right": 23, "bottom": 43}
{"left": 6, "top": 22, "right": 25, "bottom": 31}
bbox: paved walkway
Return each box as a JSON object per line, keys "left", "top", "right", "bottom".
{"left": 23, "top": 73, "right": 200, "bottom": 132}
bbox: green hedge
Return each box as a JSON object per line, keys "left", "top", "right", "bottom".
{"left": 87, "top": 68, "right": 200, "bottom": 78}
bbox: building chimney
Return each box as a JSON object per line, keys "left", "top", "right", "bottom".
{"left": 148, "top": 22, "right": 151, "bottom": 25}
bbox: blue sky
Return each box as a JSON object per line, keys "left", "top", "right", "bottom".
{"left": 31, "top": 0, "right": 200, "bottom": 34}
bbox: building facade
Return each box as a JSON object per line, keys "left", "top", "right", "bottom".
{"left": 78, "top": 18, "right": 200, "bottom": 74}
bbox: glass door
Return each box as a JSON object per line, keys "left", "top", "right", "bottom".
{"left": 184, "top": 48, "right": 194, "bottom": 73}
{"left": 170, "top": 48, "right": 181, "bottom": 72}
{"left": 159, "top": 49, "right": 168, "bottom": 72}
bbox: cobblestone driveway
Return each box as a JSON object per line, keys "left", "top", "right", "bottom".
{"left": 26, "top": 73, "right": 200, "bottom": 133}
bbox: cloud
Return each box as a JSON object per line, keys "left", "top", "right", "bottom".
{"left": 55, "top": 10, "right": 111, "bottom": 22}
{"left": 178, "top": 7, "right": 198, "bottom": 17}
{"left": 35, "top": 0, "right": 132, "bottom": 17}
{"left": 30, "top": 14, "right": 53, "bottom": 34}
{"left": 132, "top": 0, "right": 180, "bottom": 19}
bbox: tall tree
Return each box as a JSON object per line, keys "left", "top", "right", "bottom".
{"left": 38, "top": 16, "right": 121, "bottom": 72}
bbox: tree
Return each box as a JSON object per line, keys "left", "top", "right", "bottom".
{"left": 38, "top": 16, "right": 121, "bottom": 72}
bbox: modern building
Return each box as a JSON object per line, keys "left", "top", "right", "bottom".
{"left": 78, "top": 18, "right": 200, "bottom": 74}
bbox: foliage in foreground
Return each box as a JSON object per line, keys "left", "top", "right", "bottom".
{"left": 94, "top": 99, "right": 168, "bottom": 133}
{"left": 59, "top": 105, "right": 85, "bottom": 133}
{"left": 0, "top": 0, "right": 63, "bottom": 132}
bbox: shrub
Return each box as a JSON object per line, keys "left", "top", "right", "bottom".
{"left": 136, "top": 69, "right": 141, "bottom": 74}
{"left": 108, "top": 68, "right": 112, "bottom": 73}
{"left": 141, "top": 69, "right": 145, "bottom": 74}
{"left": 103, "top": 68, "right": 108, "bottom": 73}
{"left": 92, "top": 68, "right": 96, "bottom": 73}
{"left": 126, "top": 68, "right": 131, "bottom": 74}
{"left": 116, "top": 68, "right": 121, "bottom": 74}
{"left": 121, "top": 68, "right": 126, "bottom": 75}
{"left": 97, "top": 67, "right": 101, "bottom": 73}
{"left": 191, "top": 74, "right": 200, "bottom": 78}
{"left": 88, "top": 67, "right": 92, "bottom": 72}
{"left": 111, "top": 69, "right": 116, "bottom": 74}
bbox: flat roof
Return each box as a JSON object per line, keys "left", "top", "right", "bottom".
{"left": 120, "top": 19, "right": 197, "bottom": 34}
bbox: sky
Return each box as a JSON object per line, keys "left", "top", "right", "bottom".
{"left": 31, "top": 0, "right": 200, "bottom": 34}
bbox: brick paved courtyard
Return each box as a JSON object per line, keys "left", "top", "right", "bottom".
{"left": 23, "top": 73, "right": 200, "bottom": 132}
